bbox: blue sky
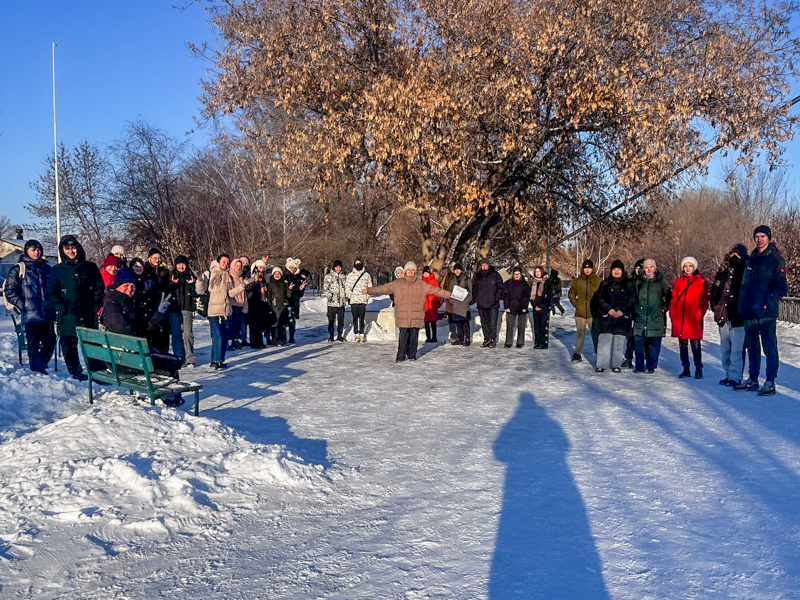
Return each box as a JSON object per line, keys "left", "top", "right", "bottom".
{"left": 0, "top": 1, "right": 215, "bottom": 227}
{"left": 0, "top": 2, "right": 797, "bottom": 231}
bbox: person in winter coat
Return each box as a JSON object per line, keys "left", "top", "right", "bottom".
{"left": 595, "top": 259, "right": 636, "bottom": 372}
{"left": 284, "top": 258, "right": 307, "bottom": 344}
{"left": 5, "top": 239, "right": 57, "bottom": 373}
{"left": 101, "top": 254, "right": 120, "bottom": 289}
{"left": 267, "top": 267, "right": 295, "bottom": 345}
{"left": 226, "top": 259, "right": 249, "bottom": 350}
{"left": 568, "top": 259, "right": 602, "bottom": 362}
{"left": 420, "top": 266, "right": 441, "bottom": 343}
{"left": 345, "top": 258, "right": 373, "bottom": 342}
{"left": 103, "top": 269, "right": 184, "bottom": 406}
{"left": 529, "top": 266, "right": 550, "bottom": 349}
{"left": 195, "top": 254, "right": 253, "bottom": 369}
{"left": 547, "top": 269, "right": 565, "bottom": 316}
{"left": 169, "top": 255, "right": 197, "bottom": 367}
{"left": 442, "top": 263, "right": 473, "bottom": 345}
{"left": 709, "top": 245, "right": 748, "bottom": 387}
{"left": 129, "top": 258, "right": 156, "bottom": 339}
{"left": 324, "top": 260, "right": 348, "bottom": 342}
{"left": 503, "top": 266, "right": 531, "bottom": 348}
{"left": 623, "top": 258, "right": 646, "bottom": 366}
{"left": 473, "top": 259, "right": 505, "bottom": 348}
{"left": 246, "top": 260, "right": 276, "bottom": 348}
{"left": 734, "top": 225, "right": 788, "bottom": 396}
{"left": 48, "top": 235, "right": 104, "bottom": 380}
{"left": 366, "top": 261, "right": 452, "bottom": 361}
{"left": 389, "top": 266, "right": 404, "bottom": 307}
{"left": 632, "top": 259, "right": 670, "bottom": 373}
{"left": 142, "top": 248, "right": 172, "bottom": 353}
{"left": 669, "top": 256, "right": 710, "bottom": 379}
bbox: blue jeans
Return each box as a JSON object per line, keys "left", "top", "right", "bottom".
{"left": 208, "top": 317, "right": 228, "bottom": 363}
{"left": 227, "top": 307, "right": 244, "bottom": 346}
{"left": 168, "top": 312, "right": 185, "bottom": 361}
{"left": 744, "top": 317, "right": 779, "bottom": 382}
{"left": 634, "top": 335, "right": 662, "bottom": 371}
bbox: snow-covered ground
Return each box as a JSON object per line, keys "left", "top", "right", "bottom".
{"left": 1, "top": 299, "right": 800, "bottom": 599}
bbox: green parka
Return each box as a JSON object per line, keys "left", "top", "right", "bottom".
{"left": 568, "top": 273, "right": 601, "bottom": 319}
{"left": 633, "top": 272, "right": 671, "bottom": 338}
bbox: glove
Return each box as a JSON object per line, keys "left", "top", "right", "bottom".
{"left": 157, "top": 293, "right": 172, "bottom": 314}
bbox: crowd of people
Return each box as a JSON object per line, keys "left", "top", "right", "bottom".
{"left": 2, "top": 224, "right": 787, "bottom": 404}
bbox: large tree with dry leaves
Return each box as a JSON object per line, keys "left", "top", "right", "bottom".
{"left": 200, "top": 0, "right": 798, "bottom": 269}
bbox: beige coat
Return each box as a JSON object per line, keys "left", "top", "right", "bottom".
{"left": 196, "top": 261, "right": 251, "bottom": 319}
{"left": 367, "top": 276, "right": 451, "bottom": 328}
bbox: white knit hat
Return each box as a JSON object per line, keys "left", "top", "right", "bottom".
{"left": 643, "top": 258, "right": 656, "bottom": 269}
{"left": 403, "top": 261, "right": 417, "bottom": 273}
{"left": 110, "top": 245, "right": 125, "bottom": 256}
{"left": 271, "top": 266, "right": 283, "bottom": 276}
{"left": 394, "top": 266, "right": 405, "bottom": 277}
{"left": 680, "top": 256, "right": 698, "bottom": 271}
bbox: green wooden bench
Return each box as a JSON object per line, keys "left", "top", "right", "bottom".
{"left": 76, "top": 326, "right": 203, "bottom": 416}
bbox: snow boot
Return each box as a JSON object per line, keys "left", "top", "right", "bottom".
{"left": 612, "top": 367, "right": 621, "bottom": 373}
{"left": 571, "top": 353, "right": 582, "bottom": 362}
{"left": 757, "top": 381, "right": 776, "bottom": 396}
{"left": 678, "top": 365, "right": 691, "bottom": 378}
{"left": 595, "top": 367, "right": 605, "bottom": 373}
{"left": 620, "top": 359, "right": 632, "bottom": 369}
{"left": 694, "top": 366, "right": 703, "bottom": 379}
{"left": 734, "top": 378, "right": 759, "bottom": 391}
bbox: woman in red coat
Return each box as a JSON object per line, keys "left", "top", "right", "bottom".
{"left": 421, "top": 266, "right": 441, "bottom": 343}
{"left": 669, "top": 256, "right": 709, "bottom": 379}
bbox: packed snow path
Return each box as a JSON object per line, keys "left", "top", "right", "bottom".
{"left": 1, "top": 302, "right": 800, "bottom": 599}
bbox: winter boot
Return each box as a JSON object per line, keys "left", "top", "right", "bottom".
{"left": 734, "top": 378, "right": 759, "bottom": 391}
{"left": 620, "top": 359, "right": 632, "bottom": 369}
{"left": 678, "top": 365, "right": 691, "bottom": 378}
{"left": 757, "top": 381, "right": 776, "bottom": 396}
{"left": 694, "top": 366, "right": 703, "bottom": 379}
{"left": 571, "top": 353, "right": 582, "bottom": 362}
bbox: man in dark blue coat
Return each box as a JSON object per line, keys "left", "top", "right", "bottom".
{"left": 5, "top": 240, "right": 57, "bottom": 373}
{"left": 734, "top": 225, "right": 788, "bottom": 396}
{"left": 473, "top": 259, "right": 505, "bottom": 348}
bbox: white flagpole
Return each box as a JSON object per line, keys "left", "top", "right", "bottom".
{"left": 52, "top": 42, "right": 61, "bottom": 250}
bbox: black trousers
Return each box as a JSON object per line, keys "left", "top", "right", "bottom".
{"left": 286, "top": 307, "right": 297, "bottom": 342}
{"left": 351, "top": 304, "right": 367, "bottom": 335}
{"left": 505, "top": 313, "right": 527, "bottom": 346}
{"left": 25, "top": 321, "right": 57, "bottom": 372}
{"left": 397, "top": 327, "right": 420, "bottom": 360}
{"left": 273, "top": 308, "right": 289, "bottom": 344}
{"left": 424, "top": 321, "right": 438, "bottom": 342}
{"left": 479, "top": 308, "right": 499, "bottom": 342}
{"left": 327, "top": 306, "right": 345, "bottom": 339}
{"left": 679, "top": 339, "right": 703, "bottom": 367}
{"left": 532, "top": 310, "right": 549, "bottom": 347}
{"left": 61, "top": 334, "right": 105, "bottom": 376}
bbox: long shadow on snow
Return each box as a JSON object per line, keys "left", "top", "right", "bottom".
{"left": 489, "top": 392, "right": 610, "bottom": 600}
{"left": 555, "top": 339, "right": 800, "bottom": 590}
{"left": 197, "top": 344, "right": 334, "bottom": 468}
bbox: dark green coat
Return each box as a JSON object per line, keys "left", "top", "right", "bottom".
{"left": 633, "top": 272, "right": 671, "bottom": 338}
{"left": 48, "top": 236, "right": 104, "bottom": 337}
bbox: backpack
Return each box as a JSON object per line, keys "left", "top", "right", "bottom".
{"left": 1, "top": 262, "right": 26, "bottom": 313}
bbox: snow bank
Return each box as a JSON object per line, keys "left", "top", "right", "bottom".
{"left": 0, "top": 397, "right": 328, "bottom": 564}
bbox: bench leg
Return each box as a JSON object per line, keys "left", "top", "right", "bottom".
{"left": 151, "top": 395, "right": 156, "bottom": 407}
{"left": 194, "top": 390, "right": 200, "bottom": 417}
{"left": 88, "top": 376, "right": 93, "bottom": 405}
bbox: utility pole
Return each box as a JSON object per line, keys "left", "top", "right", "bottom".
{"left": 52, "top": 42, "right": 61, "bottom": 251}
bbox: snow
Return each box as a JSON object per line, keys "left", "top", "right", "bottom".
{"left": 1, "top": 300, "right": 800, "bottom": 599}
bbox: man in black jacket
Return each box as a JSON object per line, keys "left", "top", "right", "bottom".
{"left": 503, "top": 266, "right": 531, "bottom": 348}
{"left": 169, "top": 255, "right": 197, "bottom": 367}
{"left": 734, "top": 226, "right": 788, "bottom": 396}
{"left": 143, "top": 248, "right": 171, "bottom": 353}
{"left": 48, "top": 235, "right": 104, "bottom": 380}
{"left": 711, "top": 244, "right": 748, "bottom": 387}
{"left": 473, "top": 259, "right": 504, "bottom": 347}
{"left": 5, "top": 240, "right": 57, "bottom": 373}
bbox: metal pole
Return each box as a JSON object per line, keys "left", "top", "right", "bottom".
{"left": 52, "top": 42, "right": 61, "bottom": 250}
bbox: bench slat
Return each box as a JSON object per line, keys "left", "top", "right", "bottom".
{"left": 77, "top": 327, "right": 142, "bottom": 352}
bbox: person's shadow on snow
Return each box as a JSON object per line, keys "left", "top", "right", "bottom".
{"left": 490, "top": 392, "right": 609, "bottom": 600}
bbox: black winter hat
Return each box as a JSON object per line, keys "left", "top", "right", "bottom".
{"left": 115, "top": 268, "right": 137, "bottom": 287}
{"left": 729, "top": 244, "right": 748, "bottom": 258}
{"left": 582, "top": 259, "right": 594, "bottom": 270}
{"left": 753, "top": 225, "right": 772, "bottom": 240}
{"left": 610, "top": 259, "right": 626, "bottom": 273}
{"left": 453, "top": 262, "right": 464, "bottom": 271}
{"left": 422, "top": 265, "right": 431, "bottom": 274}
{"left": 512, "top": 266, "right": 523, "bottom": 274}
{"left": 174, "top": 255, "right": 189, "bottom": 267}
{"left": 634, "top": 258, "right": 645, "bottom": 269}
{"left": 148, "top": 247, "right": 163, "bottom": 258}
{"left": 23, "top": 239, "right": 44, "bottom": 254}
{"left": 333, "top": 259, "right": 343, "bottom": 269}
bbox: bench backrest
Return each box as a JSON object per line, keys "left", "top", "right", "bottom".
{"left": 76, "top": 327, "right": 155, "bottom": 386}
